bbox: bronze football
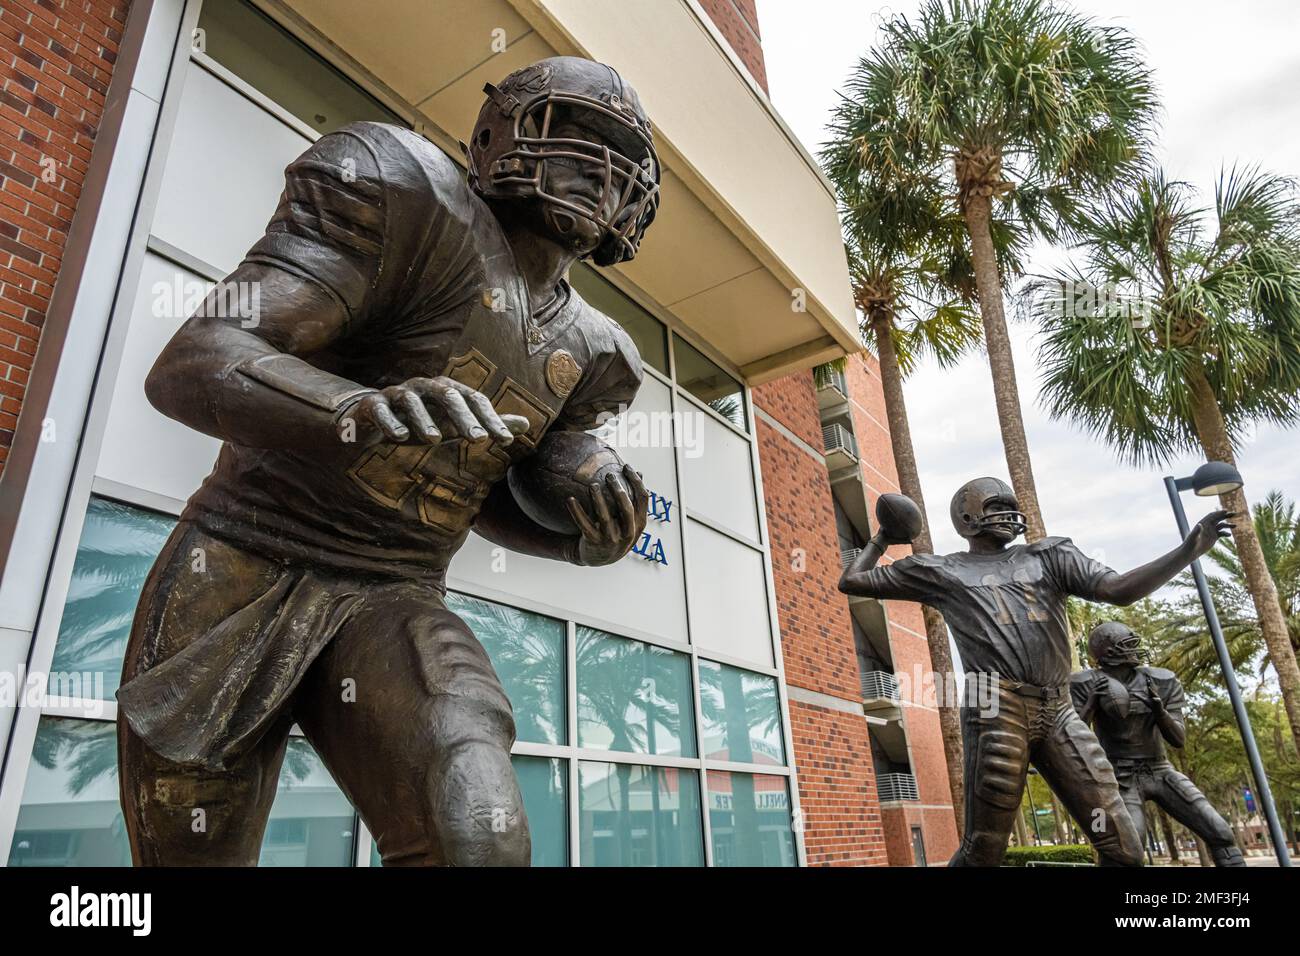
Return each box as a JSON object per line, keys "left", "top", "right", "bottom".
{"left": 876, "top": 493, "right": 923, "bottom": 544}
{"left": 508, "top": 430, "right": 627, "bottom": 535}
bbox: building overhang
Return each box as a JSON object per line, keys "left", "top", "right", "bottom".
{"left": 269, "top": 0, "right": 859, "bottom": 383}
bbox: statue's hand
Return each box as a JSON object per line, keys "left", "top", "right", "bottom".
{"left": 1145, "top": 675, "right": 1164, "bottom": 711}
{"left": 567, "top": 465, "right": 649, "bottom": 567}
{"left": 337, "top": 377, "right": 530, "bottom": 446}
{"left": 1185, "top": 509, "right": 1236, "bottom": 560}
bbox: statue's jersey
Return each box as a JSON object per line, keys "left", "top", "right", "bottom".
{"left": 185, "top": 123, "right": 642, "bottom": 583}
{"left": 1070, "top": 666, "right": 1185, "bottom": 760}
{"left": 858, "top": 537, "right": 1114, "bottom": 687}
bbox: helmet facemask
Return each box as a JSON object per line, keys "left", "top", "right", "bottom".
{"left": 1089, "top": 623, "right": 1146, "bottom": 667}
{"left": 478, "top": 87, "right": 660, "bottom": 265}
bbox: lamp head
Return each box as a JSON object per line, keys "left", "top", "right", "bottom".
{"left": 1191, "top": 461, "right": 1243, "bottom": 497}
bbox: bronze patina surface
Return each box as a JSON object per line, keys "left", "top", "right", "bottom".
{"left": 116, "top": 57, "right": 660, "bottom": 866}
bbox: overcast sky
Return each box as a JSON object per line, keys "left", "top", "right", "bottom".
{"left": 756, "top": 0, "right": 1300, "bottom": 574}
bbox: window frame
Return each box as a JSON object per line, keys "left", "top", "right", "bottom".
{"left": 0, "top": 0, "right": 806, "bottom": 868}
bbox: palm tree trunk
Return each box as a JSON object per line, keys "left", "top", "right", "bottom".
{"left": 870, "top": 315, "right": 965, "bottom": 836}
{"left": 1158, "top": 806, "right": 1180, "bottom": 863}
{"left": 1187, "top": 366, "right": 1300, "bottom": 754}
{"left": 961, "top": 193, "right": 1048, "bottom": 543}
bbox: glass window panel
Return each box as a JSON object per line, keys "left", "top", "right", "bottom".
{"left": 50, "top": 497, "right": 176, "bottom": 702}
{"left": 8, "top": 718, "right": 353, "bottom": 867}
{"left": 680, "top": 408, "right": 759, "bottom": 539}
{"left": 673, "top": 334, "right": 745, "bottom": 429}
{"left": 570, "top": 262, "right": 668, "bottom": 374}
{"left": 576, "top": 627, "right": 696, "bottom": 757}
{"left": 198, "top": 0, "right": 400, "bottom": 134}
{"left": 577, "top": 762, "right": 703, "bottom": 867}
{"left": 512, "top": 756, "right": 567, "bottom": 867}
{"left": 698, "top": 659, "right": 786, "bottom": 766}
{"left": 685, "top": 520, "right": 773, "bottom": 667}
{"left": 259, "top": 739, "right": 356, "bottom": 867}
{"left": 706, "top": 771, "right": 795, "bottom": 867}
{"left": 447, "top": 593, "right": 565, "bottom": 746}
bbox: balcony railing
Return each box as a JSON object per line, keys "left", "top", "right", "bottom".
{"left": 822, "top": 422, "right": 859, "bottom": 463}
{"left": 840, "top": 546, "right": 862, "bottom": 569}
{"left": 877, "top": 772, "right": 920, "bottom": 803}
{"left": 860, "top": 670, "right": 900, "bottom": 704}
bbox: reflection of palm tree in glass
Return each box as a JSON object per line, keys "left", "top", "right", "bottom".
{"left": 448, "top": 594, "right": 565, "bottom": 745}
{"left": 31, "top": 719, "right": 119, "bottom": 796}
{"left": 52, "top": 499, "right": 175, "bottom": 696}
{"left": 707, "top": 396, "right": 742, "bottom": 427}
{"left": 575, "top": 628, "right": 688, "bottom": 755}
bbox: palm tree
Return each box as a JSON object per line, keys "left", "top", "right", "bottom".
{"left": 1034, "top": 167, "right": 1300, "bottom": 749}
{"left": 821, "top": 113, "right": 1028, "bottom": 833}
{"left": 822, "top": 0, "right": 1158, "bottom": 542}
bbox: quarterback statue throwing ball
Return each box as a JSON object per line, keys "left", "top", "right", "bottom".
{"left": 840, "top": 477, "right": 1234, "bottom": 866}
{"left": 116, "top": 57, "right": 659, "bottom": 866}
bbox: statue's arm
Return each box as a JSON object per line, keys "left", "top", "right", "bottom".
{"left": 473, "top": 481, "right": 584, "bottom": 565}
{"left": 1088, "top": 510, "right": 1235, "bottom": 606}
{"left": 838, "top": 535, "right": 935, "bottom": 603}
{"left": 144, "top": 261, "right": 375, "bottom": 450}
{"left": 1149, "top": 676, "right": 1187, "bottom": 748}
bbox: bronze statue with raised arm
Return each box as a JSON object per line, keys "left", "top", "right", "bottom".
{"left": 1072, "top": 622, "right": 1246, "bottom": 866}
{"left": 839, "top": 479, "right": 1234, "bottom": 866}
{"left": 115, "top": 57, "right": 661, "bottom": 866}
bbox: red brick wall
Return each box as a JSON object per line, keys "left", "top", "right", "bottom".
{"left": 0, "top": 0, "right": 129, "bottom": 475}
{"left": 697, "top": 0, "right": 768, "bottom": 92}
{"left": 788, "top": 699, "right": 887, "bottom": 866}
{"left": 755, "top": 374, "right": 888, "bottom": 865}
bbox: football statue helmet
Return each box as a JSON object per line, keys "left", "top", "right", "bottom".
{"left": 468, "top": 56, "right": 660, "bottom": 266}
{"left": 1088, "top": 621, "right": 1145, "bottom": 667}
{"left": 949, "top": 476, "right": 1028, "bottom": 539}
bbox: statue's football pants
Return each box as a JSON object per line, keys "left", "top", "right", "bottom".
{"left": 1115, "top": 759, "right": 1245, "bottom": 867}
{"left": 117, "top": 522, "right": 529, "bottom": 866}
{"left": 949, "top": 681, "right": 1143, "bottom": 867}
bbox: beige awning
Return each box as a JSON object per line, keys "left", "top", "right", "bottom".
{"left": 273, "top": 0, "right": 859, "bottom": 382}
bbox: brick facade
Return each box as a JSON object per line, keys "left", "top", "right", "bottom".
{"left": 0, "top": 0, "right": 130, "bottom": 475}
{"left": 697, "top": 0, "right": 768, "bottom": 92}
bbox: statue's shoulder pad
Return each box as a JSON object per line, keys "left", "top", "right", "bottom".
{"left": 1070, "top": 669, "right": 1098, "bottom": 687}
{"left": 1025, "top": 535, "right": 1072, "bottom": 553}
{"left": 1139, "top": 665, "right": 1178, "bottom": 682}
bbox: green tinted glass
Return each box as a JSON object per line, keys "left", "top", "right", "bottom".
{"left": 513, "top": 756, "right": 567, "bottom": 867}
{"left": 50, "top": 496, "right": 175, "bottom": 701}
{"left": 259, "top": 738, "right": 356, "bottom": 867}
{"left": 673, "top": 334, "right": 745, "bottom": 429}
{"left": 578, "top": 762, "right": 704, "bottom": 866}
{"left": 698, "top": 659, "right": 785, "bottom": 766}
{"left": 8, "top": 718, "right": 353, "bottom": 867}
{"left": 576, "top": 627, "right": 696, "bottom": 757}
{"left": 448, "top": 593, "right": 565, "bottom": 746}
{"left": 570, "top": 262, "right": 668, "bottom": 374}
{"left": 707, "top": 771, "right": 796, "bottom": 867}
{"left": 197, "top": 0, "right": 400, "bottom": 134}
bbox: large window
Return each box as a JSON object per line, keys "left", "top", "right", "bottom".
{"left": 2, "top": 0, "right": 798, "bottom": 868}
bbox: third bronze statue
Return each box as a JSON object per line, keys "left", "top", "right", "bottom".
{"left": 839, "top": 478, "right": 1234, "bottom": 866}
{"left": 1071, "top": 623, "right": 1246, "bottom": 866}
{"left": 114, "top": 57, "right": 661, "bottom": 866}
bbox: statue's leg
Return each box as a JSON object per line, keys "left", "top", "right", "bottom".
{"left": 293, "top": 584, "right": 530, "bottom": 867}
{"left": 117, "top": 524, "right": 293, "bottom": 865}
{"left": 1034, "top": 703, "right": 1143, "bottom": 866}
{"left": 948, "top": 688, "right": 1031, "bottom": 866}
{"left": 1151, "top": 767, "right": 1244, "bottom": 867}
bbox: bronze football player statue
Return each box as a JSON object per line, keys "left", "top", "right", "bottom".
{"left": 115, "top": 57, "right": 660, "bottom": 866}
{"left": 1072, "top": 622, "right": 1246, "bottom": 867}
{"left": 839, "top": 479, "right": 1234, "bottom": 866}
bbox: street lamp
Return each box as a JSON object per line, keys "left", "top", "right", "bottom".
{"left": 1164, "top": 462, "right": 1292, "bottom": 867}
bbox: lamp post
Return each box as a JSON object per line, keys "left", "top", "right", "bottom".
{"left": 1164, "top": 461, "right": 1292, "bottom": 867}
